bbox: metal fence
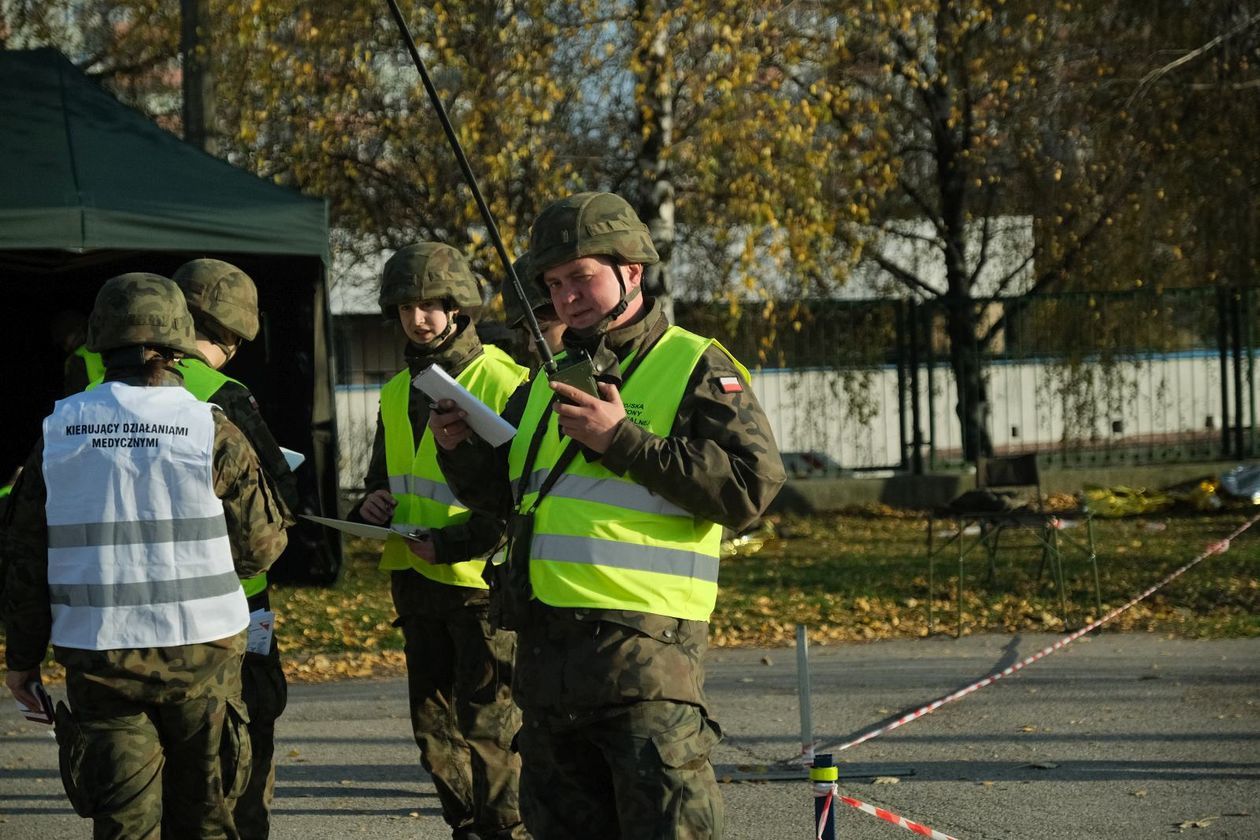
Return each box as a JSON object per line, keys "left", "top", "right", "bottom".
{"left": 331, "top": 286, "right": 1259, "bottom": 488}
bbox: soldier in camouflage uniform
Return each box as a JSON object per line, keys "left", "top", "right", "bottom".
{"left": 501, "top": 255, "right": 565, "bottom": 365}
{"left": 431, "top": 193, "right": 786, "bottom": 839}
{"left": 352, "top": 243, "right": 530, "bottom": 839}
{"left": 2, "top": 273, "right": 289, "bottom": 840}
{"left": 173, "top": 258, "right": 298, "bottom": 840}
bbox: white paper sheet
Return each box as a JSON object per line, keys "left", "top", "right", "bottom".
{"left": 279, "top": 447, "right": 306, "bottom": 470}
{"left": 412, "top": 364, "right": 517, "bottom": 447}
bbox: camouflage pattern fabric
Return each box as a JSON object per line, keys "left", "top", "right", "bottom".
{"left": 522, "top": 192, "right": 659, "bottom": 286}
{"left": 501, "top": 255, "right": 547, "bottom": 328}
{"left": 516, "top": 701, "right": 723, "bottom": 840}
{"left": 351, "top": 326, "right": 508, "bottom": 565}
{"left": 391, "top": 570, "right": 527, "bottom": 839}
{"left": 235, "top": 593, "right": 288, "bottom": 840}
{"left": 435, "top": 297, "right": 784, "bottom": 837}
{"left": 186, "top": 365, "right": 297, "bottom": 839}
{"left": 57, "top": 637, "right": 251, "bottom": 840}
{"left": 173, "top": 259, "right": 262, "bottom": 342}
{"left": 379, "top": 242, "right": 484, "bottom": 319}
{"left": 1, "top": 367, "right": 288, "bottom": 838}
{"left": 86, "top": 273, "right": 204, "bottom": 360}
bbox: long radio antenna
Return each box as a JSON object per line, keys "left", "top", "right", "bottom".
{"left": 383, "top": 0, "right": 558, "bottom": 373}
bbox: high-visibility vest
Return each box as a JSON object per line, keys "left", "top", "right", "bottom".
{"left": 379, "top": 345, "right": 528, "bottom": 587}
{"left": 506, "top": 326, "right": 746, "bottom": 621}
{"left": 42, "top": 382, "right": 247, "bottom": 650}
{"left": 175, "top": 358, "right": 269, "bottom": 599}
{"left": 72, "top": 345, "right": 104, "bottom": 388}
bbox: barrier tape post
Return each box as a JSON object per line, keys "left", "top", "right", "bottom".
{"left": 826, "top": 512, "right": 1260, "bottom": 755}
{"left": 811, "top": 754, "right": 838, "bottom": 840}
{"left": 797, "top": 623, "right": 816, "bottom": 764}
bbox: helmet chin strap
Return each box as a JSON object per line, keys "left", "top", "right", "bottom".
{"left": 574, "top": 262, "right": 640, "bottom": 340}
{"left": 412, "top": 306, "right": 463, "bottom": 350}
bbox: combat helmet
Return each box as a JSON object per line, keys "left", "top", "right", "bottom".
{"left": 86, "top": 273, "right": 203, "bottom": 360}
{"left": 502, "top": 253, "right": 552, "bottom": 328}
{"left": 525, "top": 192, "right": 658, "bottom": 332}
{"left": 379, "top": 243, "right": 483, "bottom": 325}
{"left": 172, "top": 259, "right": 260, "bottom": 343}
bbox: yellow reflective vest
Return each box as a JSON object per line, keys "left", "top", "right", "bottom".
{"left": 506, "top": 326, "right": 747, "bottom": 621}
{"left": 72, "top": 345, "right": 105, "bottom": 387}
{"left": 379, "top": 345, "right": 528, "bottom": 587}
{"left": 175, "top": 358, "right": 270, "bottom": 598}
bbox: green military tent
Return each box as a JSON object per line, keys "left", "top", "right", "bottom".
{"left": 0, "top": 47, "right": 340, "bottom": 583}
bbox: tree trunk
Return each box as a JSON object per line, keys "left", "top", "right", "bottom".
{"left": 945, "top": 295, "right": 993, "bottom": 461}
{"left": 180, "top": 0, "right": 216, "bottom": 155}
{"left": 634, "top": 2, "right": 675, "bottom": 322}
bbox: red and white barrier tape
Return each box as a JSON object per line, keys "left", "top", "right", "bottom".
{"left": 831, "top": 513, "right": 1259, "bottom": 754}
{"left": 817, "top": 783, "right": 960, "bottom": 840}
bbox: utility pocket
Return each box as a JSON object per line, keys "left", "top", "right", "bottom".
{"left": 651, "top": 712, "right": 723, "bottom": 771}
{"left": 241, "top": 649, "right": 289, "bottom": 725}
{"left": 54, "top": 701, "right": 96, "bottom": 817}
{"left": 219, "top": 697, "right": 253, "bottom": 802}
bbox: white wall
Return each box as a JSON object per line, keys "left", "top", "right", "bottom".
{"left": 335, "top": 350, "right": 1249, "bottom": 488}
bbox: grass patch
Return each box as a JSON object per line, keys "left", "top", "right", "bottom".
{"left": 5, "top": 512, "right": 1255, "bottom": 683}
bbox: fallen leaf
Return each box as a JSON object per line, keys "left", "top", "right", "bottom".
{"left": 1024, "top": 761, "right": 1058, "bottom": 769}
{"left": 873, "top": 776, "right": 900, "bottom": 784}
{"left": 1177, "top": 815, "right": 1218, "bottom": 829}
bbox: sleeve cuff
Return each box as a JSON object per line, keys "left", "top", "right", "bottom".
{"left": 600, "top": 418, "right": 653, "bottom": 475}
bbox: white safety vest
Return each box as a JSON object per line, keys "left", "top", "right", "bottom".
{"left": 42, "top": 382, "right": 248, "bottom": 650}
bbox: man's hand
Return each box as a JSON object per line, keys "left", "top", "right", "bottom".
{"left": 359, "top": 489, "right": 397, "bottom": 525}
{"left": 5, "top": 669, "right": 41, "bottom": 710}
{"left": 405, "top": 535, "right": 437, "bottom": 564}
{"left": 551, "top": 380, "right": 625, "bottom": 454}
{"left": 428, "top": 399, "right": 472, "bottom": 450}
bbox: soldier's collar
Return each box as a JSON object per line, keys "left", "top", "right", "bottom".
{"left": 405, "top": 319, "right": 482, "bottom": 374}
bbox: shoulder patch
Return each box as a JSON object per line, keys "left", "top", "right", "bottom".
{"left": 713, "top": 375, "right": 743, "bottom": 394}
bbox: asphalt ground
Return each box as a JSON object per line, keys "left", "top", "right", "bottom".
{"left": 2, "top": 632, "right": 1258, "bottom": 839}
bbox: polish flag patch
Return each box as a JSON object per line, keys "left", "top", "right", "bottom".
{"left": 715, "top": 375, "right": 743, "bottom": 394}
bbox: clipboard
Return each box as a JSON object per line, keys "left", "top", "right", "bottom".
{"left": 412, "top": 364, "right": 517, "bottom": 447}
{"left": 301, "top": 514, "right": 428, "bottom": 542}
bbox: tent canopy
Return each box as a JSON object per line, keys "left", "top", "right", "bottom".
{"left": 0, "top": 47, "right": 328, "bottom": 260}
{"left": 0, "top": 48, "right": 340, "bottom": 583}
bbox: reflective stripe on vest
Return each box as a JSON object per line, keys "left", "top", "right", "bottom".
{"left": 42, "top": 383, "right": 247, "bottom": 649}
{"left": 176, "top": 358, "right": 268, "bottom": 598}
{"left": 379, "top": 345, "right": 528, "bottom": 587}
{"left": 73, "top": 345, "right": 105, "bottom": 386}
{"left": 506, "top": 326, "right": 748, "bottom": 621}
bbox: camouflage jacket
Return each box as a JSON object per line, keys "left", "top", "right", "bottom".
{"left": 204, "top": 377, "right": 299, "bottom": 525}
{"left": 438, "top": 300, "right": 786, "bottom": 717}
{"left": 1, "top": 368, "right": 289, "bottom": 685}
{"left": 352, "top": 323, "right": 509, "bottom": 572}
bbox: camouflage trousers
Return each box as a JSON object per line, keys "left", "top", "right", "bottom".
{"left": 60, "top": 661, "right": 252, "bottom": 840}
{"left": 392, "top": 571, "right": 527, "bottom": 839}
{"left": 516, "top": 701, "right": 724, "bottom": 840}
{"left": 234, "top": 609, "right": 288, "bottom": 840}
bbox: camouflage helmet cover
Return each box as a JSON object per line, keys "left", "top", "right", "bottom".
{"left": 525, "top": 192, "right": 659, "bottom": 285}
{"left": 172, "top": 258, "right": 260, "bottom": 342}
{"left": 379, "top": 243, "right": 483, "bottom": 319}
{"left": 86, "top": 272, "right": 203, "bottom": 359}
{"left": 502, "top": 253, "right": 551, "bottom": 327}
